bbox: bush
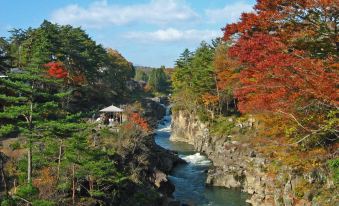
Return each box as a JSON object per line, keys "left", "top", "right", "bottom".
{"left": 1, "top": 197, "right": 16, "bottom": 206}
{"left": 328, "top": 158, "right": 339, "bottom": 185}
{"left": 32, "top": 200, "right": 55, "bottom": 206}
{"left": 9, "top": 141, "right": 21, "bottom": 151}
{"left": 210, "top": 116, "right": 235, "bottom": 137}
{"left": 15, "top": 183, "right": 38, "bottom": 201}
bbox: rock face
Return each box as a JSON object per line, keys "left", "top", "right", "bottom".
{"left": 171, "top": 110, "right": 334, "bottom": 206}
{"left": 141, "top": 98, "right": 166, "bottom": 128}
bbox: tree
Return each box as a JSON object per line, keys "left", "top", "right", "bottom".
{"left": 147, "top": 68, "right": 169, "bottom": 93}
{"left": 223, "top": 0, "right": 338, "bottom": 58}
{"left": 8, "top": 20, "right": 108, "bottom": 84}
{"left": 134, "top": 69, "right": 148, "bottom": 82}
{"left": 0, "top": 67, "right": 76, "bottom": 183}
{"left": 102, "top": 48, "right": 135, "bottom": 95}
{"left": 0, "top": 37, "right": 11, "bottom": 73}
{"left": 213, "top": 41, "right": 240, "bottom": 114}
{"left": 6, "top": 21, "right": 135, "bottom": 112}
{"left": 172, "top": 43, "right": 217, "bottom": 116}
{"left": 222, "top": 0, "right": 339, "bottom": 146}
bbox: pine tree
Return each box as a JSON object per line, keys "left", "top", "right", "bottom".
{"left": 0, "top": 66, "right": 76, "bottom": 183}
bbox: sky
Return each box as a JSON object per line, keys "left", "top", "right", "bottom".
{"left": 0, "top": 0, "right": 255, "bottom": 67}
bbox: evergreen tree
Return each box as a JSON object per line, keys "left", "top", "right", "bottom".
{"left": 134, "top": 69, "right": 148, "bottom": 82}
{"left": 147, "top": 68, "right": 169, "bottom": 93}
{"left": 0, "top": 37, "right": 11, "bottom": 73}
{"left": 0, "top": 66, "right": 77, "bottom": 183}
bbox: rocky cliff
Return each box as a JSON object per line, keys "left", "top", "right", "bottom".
{"left": 171, "top": 110, "right": 336, "bottom": 206}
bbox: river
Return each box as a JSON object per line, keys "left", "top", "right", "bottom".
{"left": 155, "top": 106, "right": 249, "bottom": 206}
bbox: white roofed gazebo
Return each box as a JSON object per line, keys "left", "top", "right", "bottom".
{"left": 99, "top": 105, "right": 124, "bottom": 125}
{"left": 100, "top": 105, "right": 124, "bottom": 113}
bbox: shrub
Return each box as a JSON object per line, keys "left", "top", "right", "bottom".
{"left": 328, "top": 158, "right": 339, "bottom": 185}
{"left": 210, "top": 116, "right": 235, "bottom": 137}
{"left": 9, "top": 141, "right": 21, "bottom": 151}
{"left": 1, "top": 197, "right": 16, "bottom": 206}
{"left": 15, "top": 183, "right": 38, "bottom": 202}
{"left": 31, "top": 200, "right": 55, "bottom": 206}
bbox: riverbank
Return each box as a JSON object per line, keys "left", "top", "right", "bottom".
{"left": 156, "top": 106, "right": 249, "bottom": 206}
{"left": 171, "top": 110, "right": 337, "bottom": 206}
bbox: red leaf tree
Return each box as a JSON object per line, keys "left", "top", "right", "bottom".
{"left": 127, "top": 112, "right": 150, "bottom": 133}
{"left": 45, "top": 62, "right": 68, "bottom": 79}
{"left": 220, "top": 0, "right": 338, "bottom": 145}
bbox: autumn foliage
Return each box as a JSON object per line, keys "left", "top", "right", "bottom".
{"left": 219, "top": 0, "right": 338, "bottom": 146}
{"left": 126, "top": 112, "right": 150, "bottom": 133}
{"left": 45, "top": 61, "right": 68, "bottom": 79}
{"left": 227, "top": 33, "right": 338, "bottom": 113}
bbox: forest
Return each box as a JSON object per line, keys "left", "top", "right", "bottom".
{"left": 171, "top": 0, "right": 338, "bottom": 204}
{"left": 173, "top": 0, "right": 338, "bottom": 148}
{"left": 0, "top": 20, "right": 174, "bottom": 205}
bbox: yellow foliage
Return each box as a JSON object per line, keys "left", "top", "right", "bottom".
{"left": 33, "top": 167, "right": 57, "bottom": 198}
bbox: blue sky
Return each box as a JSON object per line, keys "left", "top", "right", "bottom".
{"left": 0, "top": 0, "right": 255, "bottom": 67}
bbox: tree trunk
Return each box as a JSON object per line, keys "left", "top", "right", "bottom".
{"left": 27, "top": 95, "right": 33, "bottom": 183}
{"left": 214, "top": 74, "right": 222, "bottom": 115}
{"left": 72, "top": 164, "right": 76, "bottom": 205}
{"left": 0, "top": 159, "right": 8, "bottom": 195}
{"left": 226, "top": 99, "right": 229, "bottom": 112}
{"left": 14, "top": 179, "right": 17, "bottom": 193}
{"left": 27, "top": 144, "right": 32, "bottom": 183}
{"left": 57, "top": 140, "right": 62, "bottom": 181}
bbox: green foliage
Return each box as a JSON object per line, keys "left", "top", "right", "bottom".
{"left": 15, "top": 183, "right": 38, "bottom": 201}
{"left": 102, "top": 48, "right": 135, "bottom": 96}
{"left": 134, "top": 69, "right": 148, "bottom": 82}
{"left": 31, "top": 200, "right": 55, "bottom": 206}
{"left": 9, "top": 141, "right": 21, "bottom": 151}
{"left": 89, "top": 190, "right": 105, "bottom": 198}
{"left": 6, "top": 20, "right": 134, "bottom": 113}
{"left": 0, "top": 197, "right": 16, "bottom": 206}
{"left": 210, "top": 116, "right": 235, "bottom": 137}
{"left": 147, "top": 68, "right": 170, "bottom": 93}
{"left": 0, "top": 37, "right": 11, "bottom": 72}
{"left": 0, "top": 125, "right": 16, "bottom": 138}
{"left": 328, "top": 158, "right": 339, "bottom": 185}
{"left": 172, "top": 42, "right": 216, "bottom": 114}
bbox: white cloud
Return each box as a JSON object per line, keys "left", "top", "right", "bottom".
{"left": 205, "top": 2, "right": 253, "bottom": 23}
{"left": 125, "top": 28, "right": 221, "bottom": 42}
{"left": 51, "top": 0, "right": 197, "bottom": 28}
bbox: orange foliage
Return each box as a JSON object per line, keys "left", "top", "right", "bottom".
{"left": 70, "top": 73, "right": 86, "bottom": 85}
{"left": 213, "top": 46, "right": 240, "bottom": 92}
{"left": 44, "top": 61, "right": 87, "bottom": 85}
{"left": 127, "top": 112, "right": 150, "bottom": 133}
{"left": 227, "top": 33, "right": 338, "bottom": 113}
{"left": 202, "top": 93, "right": 219, "bottom": 106}
{"left": 33, "top": 167, "right": 57, "bottom": 198}
{"left": 224, "top": 0, "right": 338, "bottom": 48}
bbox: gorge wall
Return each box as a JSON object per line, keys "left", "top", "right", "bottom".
{"left": 170, "top": 110, "right": 336, "bottom": 206}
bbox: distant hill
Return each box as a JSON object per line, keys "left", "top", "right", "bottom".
{"left": 134, "top": 66, "right": 157, "bottom": 70}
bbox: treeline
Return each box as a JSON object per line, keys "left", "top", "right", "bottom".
{"left": 172, "top": 0, "right": 338, "bottom": 148}
{"left": 1, "top": 20, "right": 135, "bottom": 113}
{"left": 0, "top": 20, "right": 140, "bottom": 205}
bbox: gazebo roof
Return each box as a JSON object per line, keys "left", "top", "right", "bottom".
{"left": 100, "top": 105, "right": 124, "bottom": 112}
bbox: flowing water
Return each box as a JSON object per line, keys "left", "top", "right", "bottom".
{"left": 155, "top": 106, "right": 249, "bottom": 206}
